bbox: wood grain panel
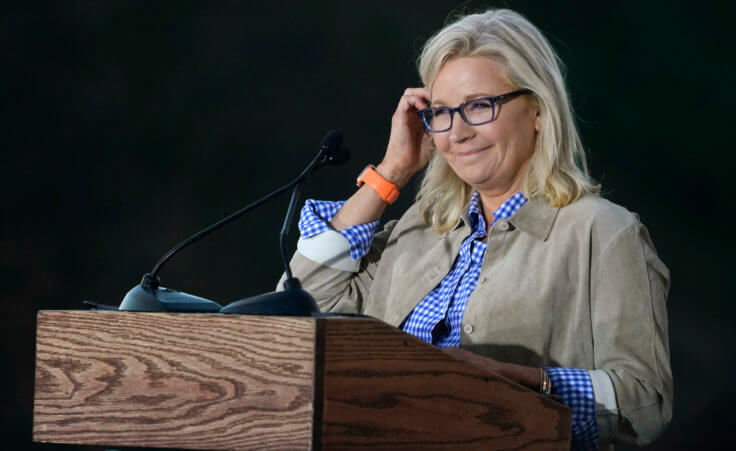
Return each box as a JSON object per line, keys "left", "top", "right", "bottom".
{"left": 33, "top": 311, "right": 315, "bottom": 450}
{"left": 322, "top": 317, "right": 571, "bottom": 450}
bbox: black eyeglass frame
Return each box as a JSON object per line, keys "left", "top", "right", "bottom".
{"left": 416, "top": 89, "right": 532, "bottom": 133}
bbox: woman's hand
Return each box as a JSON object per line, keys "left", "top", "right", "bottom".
{"left": 443, "top": 347, "right": 541, "bottom": 391}
{"left": 376, "top": 87, "right": 434, "bottom": 189}
{"left": 330, "top": 87, "right": 433, "bottom": 230}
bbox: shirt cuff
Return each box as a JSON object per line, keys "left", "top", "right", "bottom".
{"left": 296, "top": 231, "right": 358, "bottom": 272}
{"left": 297, "top": 199, "right": 379, "bottom": 260}
{"left": 544, "top": 367, "right": 598, "bottom": 450}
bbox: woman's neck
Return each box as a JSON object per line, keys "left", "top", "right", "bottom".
{"left": 477, "top": 179, "right": 523, "bottom": 228}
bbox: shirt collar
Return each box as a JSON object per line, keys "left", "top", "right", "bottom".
{"left": 465, "top": 191, "right": 484, "bottom": 232}
{"left": 457, "top": 191, "right": 558, "bottom": 241}
{"left": 460, "top": 191, "right": 527, "bottom": 233}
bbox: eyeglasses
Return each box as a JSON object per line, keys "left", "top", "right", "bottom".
{"left": 416, "top": 89, "right": 532, "bottom": 133}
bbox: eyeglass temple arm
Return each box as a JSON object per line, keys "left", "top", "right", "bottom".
{"left": 494, "top": 89, "right": 532, "bottom": 104}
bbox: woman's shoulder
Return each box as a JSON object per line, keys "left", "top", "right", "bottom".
{"left": 387, "top": 201, "right": 428, "bottom": 230}
{"left": 397, "top": 201, "right": 425, "bottom": 225}
{"left": 376, "top": 201, "right": 434, "bottom": 243}
{"left": 556, "top": 194, "right": 643, "bottom": 242}
{"left": 561, "top": 193, "right": 638, "bottom": 222}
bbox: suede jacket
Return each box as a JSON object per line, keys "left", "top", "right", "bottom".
{"left": 282, "top": 194, "right": 672, "bottom": 446}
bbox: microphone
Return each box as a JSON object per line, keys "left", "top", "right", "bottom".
{"left": 310, "top": 129, "right": 349, "bottom": 172}
{"left": 321, "top": 128, "right": 343, "bottom": 153}
{"left": 119, "top": 130, "right": 349, "bottom": 313}
{"left": 219, "top": 131, "right": 350, "bottom": 315}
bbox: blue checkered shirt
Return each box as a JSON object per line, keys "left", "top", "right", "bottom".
{"left": 298, "top": 192, "right": 598, "bottom": 449}
{"left": 400, "top": 191, "right": 525, "bottom": 346}
{"left": 298, "top": 199, "right": 380, "bottom": 259}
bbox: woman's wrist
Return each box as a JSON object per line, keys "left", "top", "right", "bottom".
{"left": 376, "top": 161, "right": 413, "bottom": 189}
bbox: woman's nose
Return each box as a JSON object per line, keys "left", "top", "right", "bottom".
{"left": 449, "top": 114, "right": 474, "bottom": 143}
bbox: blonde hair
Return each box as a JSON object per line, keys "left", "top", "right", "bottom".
{"left": 416, "top": 8, "right": 599, "bottom": 234}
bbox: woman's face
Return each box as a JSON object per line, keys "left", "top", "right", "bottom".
{"left": 430, "top": 56, "right": 539, "bottom": 196}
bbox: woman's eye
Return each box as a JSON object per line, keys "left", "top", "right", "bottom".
{"left": 469, "top": 101, "right": 492, "bottom": 110}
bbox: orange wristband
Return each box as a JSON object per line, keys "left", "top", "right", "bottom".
{"left": 356, "top": 164, "right": 399, "bottom": 204}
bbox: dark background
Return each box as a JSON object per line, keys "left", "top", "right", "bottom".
{"left": 2, "top": 1, "right": 734, "bottom": 449}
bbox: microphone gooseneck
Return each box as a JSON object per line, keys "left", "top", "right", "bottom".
{"left": 149, "top": 145, "right": 328, "bottom": 281}
{"left": 119, "top": 130, "right": 349, "bottom": 313}
{"left": 219, "top": 130, "right": 352, "bottom": 315}
{"left": 279, "top": 181, "right": 303, "bottom": 284}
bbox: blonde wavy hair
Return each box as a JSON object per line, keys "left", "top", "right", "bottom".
{"left": 416, "top": 8, "right": 599, "bottom": 234}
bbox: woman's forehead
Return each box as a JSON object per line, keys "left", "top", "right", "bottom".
{"left": 431, "top": 56, "right": 512, "bottom": 104}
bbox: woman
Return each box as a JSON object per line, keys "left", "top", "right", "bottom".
{"left": 282, "top": 8, "right": 671, "bottom": 449}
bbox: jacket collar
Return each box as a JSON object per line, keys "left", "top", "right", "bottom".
{"left": 508, "top": 198, "right": 559, "bottom": 241}
{"left": 454, "top": 194, "right": 559, "bottom": 241}
{"left": 456, "top": 208, "right": 471, "bottom": 231}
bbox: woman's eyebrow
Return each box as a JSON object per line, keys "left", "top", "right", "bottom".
{"left": 464, "top": 92, "right": 493, "bottom": 100}
{"left": 431, "top": 92, "right": 495, "bottom": 106}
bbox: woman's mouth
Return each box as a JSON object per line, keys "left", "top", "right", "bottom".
{"left": 456, "top": 145, "right": 492, "bottom": 157}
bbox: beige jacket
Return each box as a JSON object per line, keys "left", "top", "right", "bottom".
{"left": 283, "top": 194, "right": 672, "bottom": 446}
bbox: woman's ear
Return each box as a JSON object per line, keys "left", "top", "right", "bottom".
{"left": 534, "top": 109, "right": 541, "bottom": 133}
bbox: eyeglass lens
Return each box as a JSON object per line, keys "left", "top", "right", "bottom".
{"left": 422, "top": 98, "right": 496, "bottom": 132}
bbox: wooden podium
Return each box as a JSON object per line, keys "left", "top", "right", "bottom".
{"left": 33, "top": 311, "right": 570, "bottom": 450}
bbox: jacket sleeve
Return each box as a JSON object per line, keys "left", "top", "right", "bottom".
{"left": 591, "top": 220, "right": 673, "bottom": 445}
{"left": 277, "top": 219, "right": 399, "bottom": 314}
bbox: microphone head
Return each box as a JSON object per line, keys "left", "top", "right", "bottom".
{"left": 326, "top": 147, "right": 351, "bottom": 166}
{"left": 320, "top": 129, "right": 344, "bottom": 156}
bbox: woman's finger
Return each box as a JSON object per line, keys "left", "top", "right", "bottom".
{"left": 396, "top": 90, "right": 429, "bottom": 114}
{"left": 403, "top": 87, "right": 431, "bottom": 101}
{"left": 403, "top": 94, "right": 428, "bottom": 111}
{"left": 404, "top": 89, "right": 430, "bottom": 105}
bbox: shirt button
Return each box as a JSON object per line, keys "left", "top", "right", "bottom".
{"left": 463, "top": 324, "right": 474, "bottom": 334}
{"left": 479, "top": 276, "right": 487, "bottom": 285}
{"left": 498, "top": 220, "right": 509, "bottom": 231}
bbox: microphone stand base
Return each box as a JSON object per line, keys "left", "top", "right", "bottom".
{"left": 220, "top": 288, "right": 319, "bottom": 316}
{"left": 119, "top": 275, "right": 222, "bottom": 313}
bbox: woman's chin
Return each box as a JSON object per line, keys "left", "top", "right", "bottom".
{"left": 452, "top": 168, "right": 498, "bottom": 188}
{"left": 460, "top": 174, "right": 523, "bottom": 195}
